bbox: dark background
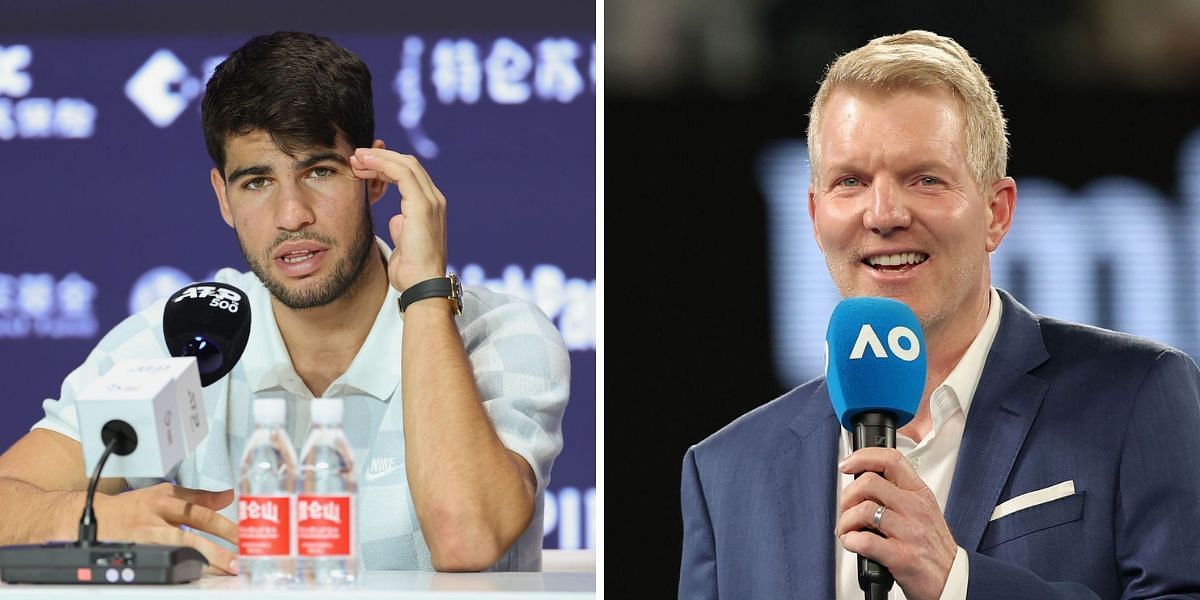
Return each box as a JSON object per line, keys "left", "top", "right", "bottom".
{"left": 606, "top": 1, "right": 1200, "bottom": 596}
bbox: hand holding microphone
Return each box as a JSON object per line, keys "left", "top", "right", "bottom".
{"left": 826, "top": 298, "right": 956, "bottom": 600}
{"left": 836, "top": 448, "right": 957, "bottom": 600}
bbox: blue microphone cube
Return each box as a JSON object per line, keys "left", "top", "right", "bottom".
{"left": 825, "top": 297, "right": 926, "bottom": 430}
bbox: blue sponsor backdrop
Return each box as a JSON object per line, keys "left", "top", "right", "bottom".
{"left": 0, "top": 23, "right": 594, "bottom": 550}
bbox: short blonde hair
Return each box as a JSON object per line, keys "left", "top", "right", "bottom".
{"left": 807, "top": 30, "right": 1008, "bottom": 189}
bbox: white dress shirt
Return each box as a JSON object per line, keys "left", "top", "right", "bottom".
{"left": 835, "top": 287, "right": 1003, "bottom": 599}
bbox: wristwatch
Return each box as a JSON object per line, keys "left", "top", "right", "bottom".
{"left": 399, "top": 272, "right": 464, "bottom": 315}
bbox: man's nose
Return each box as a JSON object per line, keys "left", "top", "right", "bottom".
{"left": 274, "top": 183, "right": 316, "bottom": 232}
{"left": 862, "top": 180, "right": 910, "bottom": 235}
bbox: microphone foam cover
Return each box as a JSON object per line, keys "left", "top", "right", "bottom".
{"left": 825, "top": 297, "right": 926, "bottom": 430}
{"left": 162, "top": 282, "right": 252, "bottom": 387}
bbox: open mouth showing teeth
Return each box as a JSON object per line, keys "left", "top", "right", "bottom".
{"left": 864, "top": 252, "right": 929, "bottom": 271}
{"left": 281, "top": 251, "right": 317, "bottom": 264}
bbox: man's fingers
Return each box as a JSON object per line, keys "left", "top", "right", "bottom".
{"left": 836, "top": 500, "right": 891, "bottom": 537}
{"left": 357, "top": 148, "right": 439, "bottom": 197}
{"left": 389, "top": 213, "right": 406, "bottom": 243}
{"left": 170, "top": 486, "right": 234, "bottom": 510}
{"left": 840, "top": 529, "right": 898, "bottom": 567}
{"left": 158, "top": 487, "right": 238, "bottom": 544}
{"left": 839, "top": 447, "right": 924, "bottom": 490}
{"left": 159, "top": 498, "right": 239, "bottom": 546}
{"left": 839, "top": 471, "right": 906, "bottom": 513}
{"left": 142, "top": 526, "right": 238, "bottom": 576}
{"left": 430, "top": 182, "right": 447, "bottom": 208}
{"left": 353, "top": 149, "right": 441, "bottom": 212}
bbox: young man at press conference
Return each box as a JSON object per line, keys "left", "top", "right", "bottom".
{"left": 0, "top": 32, "right": 568, "bottom": 574}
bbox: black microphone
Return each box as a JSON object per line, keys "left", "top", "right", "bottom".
{"left": 826, "top": 298, "right": 927, "bottom": 600}
{"left": 163, "top": 282, "right": 252, "bottom": 386}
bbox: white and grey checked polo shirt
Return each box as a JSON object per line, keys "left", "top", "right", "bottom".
{"left": 32, "top": 250, "right": 570, "bottom": 572}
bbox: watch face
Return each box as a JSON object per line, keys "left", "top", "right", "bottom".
{"left": 449, "top": 272, "right": 464, "bottom": 313}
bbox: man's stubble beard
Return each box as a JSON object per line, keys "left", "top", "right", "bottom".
{"left": 823, "top": 250, "right": 979, "bottom": 336}
{"left": 239, "top": 206, "right": 377, "bottom": 310}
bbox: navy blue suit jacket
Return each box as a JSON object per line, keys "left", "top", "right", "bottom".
{"left": 680, "top": 290, "right": 1200, "bottom": 599}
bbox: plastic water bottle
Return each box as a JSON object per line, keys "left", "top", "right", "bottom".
{"left": 297, "top": 397, "right": 358, "bottom": 584}
{"left": 237, "top": 398, "right": 297, "bottom": 585}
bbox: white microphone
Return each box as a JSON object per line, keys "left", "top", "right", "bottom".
{"left": 76, "top": 358, "right": 206, "bottom": 478}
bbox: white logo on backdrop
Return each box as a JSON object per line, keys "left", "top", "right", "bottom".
{"left": 542, "top": 485, "right": 596, "bottom": 550}
{"left": 0, "top": 45, "right": 96, "bottom": 140}
{"left": 0, "top": 273, "right": 98, "bottom": 339}
{"left": 0, "top": 45, "right": 32, "bottom": 96}
{"left": 394, "top": 36, "right": 595, "bottom": 157}
{"left": 758, "top": 131, "right": 1200, "bottom": 386}
{"left": 128, "top": 267, "right": 195, "bottom": 315}
{"left": 125, "top": 50, "right": 224, "bottom": 128}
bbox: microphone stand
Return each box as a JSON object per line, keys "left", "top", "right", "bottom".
{"left": 0, "top": 420, "right": 207, "bottom": 584}
{"left": 76, "top": 437, "right": 117, "bottom": 545}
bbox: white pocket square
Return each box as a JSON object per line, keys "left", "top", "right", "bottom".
{"left": 989, "top": 480, "right": 1075, "bottom": 522}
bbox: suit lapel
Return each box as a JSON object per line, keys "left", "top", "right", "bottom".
{"left": 944, "top": 290, "right": 1050, "bottom": 551}
{"left": 777, "top": 382, "right": 839, "bottom": 599}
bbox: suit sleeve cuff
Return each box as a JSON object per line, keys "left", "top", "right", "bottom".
{"left": 937, "top": 546, "right": 970, "bottom": 600}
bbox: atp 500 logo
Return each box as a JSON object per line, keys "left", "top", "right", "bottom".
{"left": 172, "top": 284, "right": 242, "bottom": 313}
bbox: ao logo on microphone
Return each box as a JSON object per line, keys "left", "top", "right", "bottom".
{"left": 849, "top": 324, "right": 921, "bottom": 362}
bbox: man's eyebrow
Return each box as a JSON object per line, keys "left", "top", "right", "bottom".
{"left": 295, "top": 152, "right": 350, "bottom": 171}
{"left": 902, "top": 159, "right": 955, "bottom": 174}
{"left": 226, "top": 164, "right": 272, "bottom": 184}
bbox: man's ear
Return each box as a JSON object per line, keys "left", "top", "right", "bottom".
{"left": 984, "top": 177, "right": 1017, "bottom": 253}
{"left": 210, "top": 168, "right": 234, "bottom": 228}
{"left": 367, "top": 138, "right": 388, "bottom": 205}
{"left": 808, "top": 187, "right": 824, "bottom": 252}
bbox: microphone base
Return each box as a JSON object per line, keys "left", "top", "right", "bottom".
{"left": 0, "top": 541, "right": 206, "bottom": 584}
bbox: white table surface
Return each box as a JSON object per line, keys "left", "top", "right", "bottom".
{"left": 0, "top": 571, "right": 596, "bottom": 599}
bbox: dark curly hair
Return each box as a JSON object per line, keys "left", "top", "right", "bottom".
{"left": 201, "top": 31, "right": 374, "bottom": 176}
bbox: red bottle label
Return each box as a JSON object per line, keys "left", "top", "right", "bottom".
{"left": 296, "top": 494, "right": 353, "bottom": 557}
{"left": 238, "top": 495, "right": 293, "bottom": 557}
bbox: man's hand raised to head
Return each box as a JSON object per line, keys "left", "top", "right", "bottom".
{"left": 349, "top": 147, "right": 448, "bottom": 292}
{"left": 93, "top": 483, "right": 239, "bottom": 576}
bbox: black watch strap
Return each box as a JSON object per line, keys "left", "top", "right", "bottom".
{"left": 398, "top": 274, "right": 463, "bottom": 314}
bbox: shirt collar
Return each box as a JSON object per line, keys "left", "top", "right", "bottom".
{"left": 240, "top": 237, "right": 402, "bottom": 402}
{"left": 930, "top": 286, "right": 1004, "bottom": 423}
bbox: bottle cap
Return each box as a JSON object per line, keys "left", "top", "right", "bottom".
{"left": 252, "top": 398, "right": 286, "bottom": 426}
{"left": 311, "top": 397, "right": 344, "bottom": 425}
